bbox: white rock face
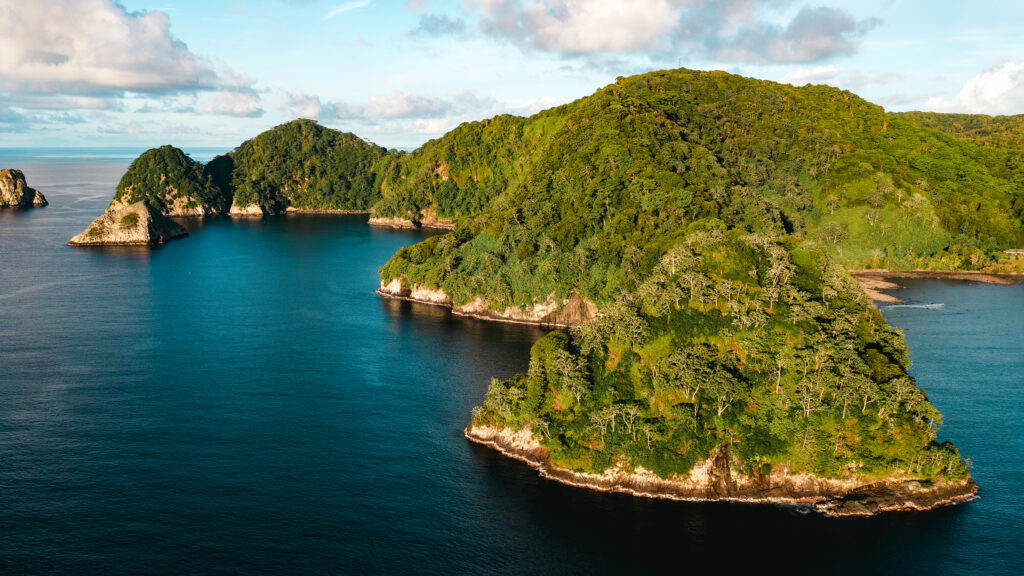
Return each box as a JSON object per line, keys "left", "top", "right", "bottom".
{"left": 229, "top": 202, "right": 268, "bottom": 216}
{"left": 0, "top": 169, "right": 47, "bottom": 208}
{"left": 378, "top": 277, "right": 595, "bottom": 327}
{"left": 68, "top": 201, "right": 187, "bottom": 245}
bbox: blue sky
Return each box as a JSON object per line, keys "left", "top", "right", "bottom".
{"left": 1, "top": 0, "right": 1022, "bottom": 149}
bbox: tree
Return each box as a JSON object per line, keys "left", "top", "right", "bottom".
{"left": 553, "top": 349, "right": 588, "bottom": 406}
{"left": 619, "top": 404, "right": 642, "bottom": 439}
{"left": 590, "top": 407, "right": 616, "bottom": 441}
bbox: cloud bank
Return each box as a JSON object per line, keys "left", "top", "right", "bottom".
{"left": 466, "top": 0, "right": 880, "bottom": 64}
{"left": 0, "top": 0, "right": 261, "bottom": 118}
{"left": 926, "top": 63, "right": 1024, "bottom": 115}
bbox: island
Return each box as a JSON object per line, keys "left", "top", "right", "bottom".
{"left": 71, "top": 67, "right": 1024, "bottom": 514}
{"left": 0, "top": 169, "right": 48, "bottom": 208}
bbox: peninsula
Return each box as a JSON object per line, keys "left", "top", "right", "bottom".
{"left": 71, "top": 67, "right": 1024, "bottom": 513}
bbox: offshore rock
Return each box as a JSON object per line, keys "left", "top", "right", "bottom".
{"left": 0, "top": 169, "right": 48, "bottom": 208}
{"left": 68, "top": 200, "right": 187, "bottom": 246}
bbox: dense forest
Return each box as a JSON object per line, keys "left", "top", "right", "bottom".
{"left": 376, "top": 69, "right": 1023, "bottom": 485}
{"left": 117, "top": 120, "right": 389, "bottom": 215}
{"left": 899, "top": 111, "right": 1024, "bottom": 149}
{"left": 226, "top": 119, "right": 389, "bottom": 212}
{"left": 111, "top": 68, "right": 1024, "bottom": 488}
{"left": 113, "top": 145, "right": 230, "bottom": 215}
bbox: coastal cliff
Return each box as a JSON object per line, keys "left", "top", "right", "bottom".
{"left": 369, "top": 208, "right": 455, "bottom": 230}
{"left": 0, "top": 169, "right": 47, "bottom": 208}
{"left": 68, "top": 200, "right": 187, "bottom": 246}
{"left": 465, "top": 424, "right": 978, "bottom": 517}
{"left": 377, "top": 277, "right": 595, "bottom": 327}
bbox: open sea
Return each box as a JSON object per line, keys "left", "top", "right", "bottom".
{"left": 1, "top": 149, "right": 1022, "bottom": 574}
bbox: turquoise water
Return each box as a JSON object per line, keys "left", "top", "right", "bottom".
{"left": 1, "top": 151, "right": 1022, "bottom": 574}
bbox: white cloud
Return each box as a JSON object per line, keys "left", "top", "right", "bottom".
{"left": 0, "top": 0, "right": 220, "bottom": 94}
{"left": 200, "top": 90, "right": 264, "bottom": 118}
{"left": 327, "top": 0, "right": 372, "bottom": 19}
{"left": 780, "top": 65, "right": 844, "bottom": 86}
{"left": 465, "top": 0, "right": 879, "bottom": 63}
{"left": 471, "top": 0, "right": 679, "bottom": 54}
{"left": 926, "top": 62, "right": 1024, "bottom": 115}
{"left": 366, "top": 92, "right": 451, "bottom": 118}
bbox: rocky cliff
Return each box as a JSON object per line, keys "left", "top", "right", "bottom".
{"left": 378, "top": 277, "right": 595, "bottom": 327}
{"left": 0, "top": 169, "right": 47, "bottom": 208}
{"left": 68, "top": 200, "right": 188, "bottom": 246}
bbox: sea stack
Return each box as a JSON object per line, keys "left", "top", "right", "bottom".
{"left": 0, "top": 169, "right": 48, "bottom": 208}
{"left": 68, "top": 200, "right": 187, "bottom": 246}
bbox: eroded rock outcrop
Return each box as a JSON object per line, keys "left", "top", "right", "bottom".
{"left": 377, "top": 277, "right": 595, "bottom": 327}
{"left": 0, "top": 169, "right": 47, "bottom": 208}
{"left": 368, "top": 208, "right": 455, "bottom": 230}
{"left": 228, "top": 202, "right": 270, "bottom": 216}
{"left": 68, "top": 200, "right": 187, "bottom": 246}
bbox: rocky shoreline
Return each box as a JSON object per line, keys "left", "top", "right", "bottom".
{"left": 465, "top": 424, "right": 978, "bottom": 517}
{"left": 68, "top": 200, "right": 188, "bottom": 246}
{"left": 376, "top": 278, "right": 595, "bottom": 328}
{"left": 851, "top": 269, "right": 1024, "bottom": 302}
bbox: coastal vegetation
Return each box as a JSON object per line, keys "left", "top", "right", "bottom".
{"left": 85, "top": 68, "right": 1024, "bottom": 504}
{"left": 226, "top": 119, "right": 388, "bottom": 213}
{"left": 113, "top": 145, "right": 229, "bottom": 215}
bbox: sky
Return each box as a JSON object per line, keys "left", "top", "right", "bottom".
{"left": 1, "top": 0, "right": 1022, "bottom": 150}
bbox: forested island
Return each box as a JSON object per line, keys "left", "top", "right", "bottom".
{"left": 71, "top": 68, "right": 1024, "bottom": 514}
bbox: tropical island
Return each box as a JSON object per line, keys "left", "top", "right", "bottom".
{"left": 70, "top": 67, "right": 1024, "bottom": 514}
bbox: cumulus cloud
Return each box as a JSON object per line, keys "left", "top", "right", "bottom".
{"left": 0, "top": 0, "right": 220, "bottom": 94}
{"left": 697, "top": 5, "right": 881, "bottom": 64}
{"left": 471, "top": 0, "right": 679, "bottom": 53}
{"left": 779, "top": 65, "right": 903, "bottom": 91}
{"left": 200, "top": 90, "right": 264, "bottom": 118}
{"left": 465, "top": 0, "right": 879, "bottom": 64}
{"left": 926, "top": 62, "right": 1024, "bottom": 115}
{"left": 281, "top": 90, "right": 468, "bottom": 120}
{"left": 0, "top": 0, "right": 261, "bottom": 118}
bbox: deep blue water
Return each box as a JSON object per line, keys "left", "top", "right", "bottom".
{"left": 1, "top": 151, "right": 1022, "bottom": 574}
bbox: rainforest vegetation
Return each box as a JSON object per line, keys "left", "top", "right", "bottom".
{"left": 113, "top": 145, "right": 230, "bottom": 213}
{"left": 114, "top": 68, "right": 1024, "bottom": 485}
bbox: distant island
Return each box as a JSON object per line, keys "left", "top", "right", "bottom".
{"left": 1, "top": 169, "right": 48, "bottom": 208}
{"left": 69, "top": 67, "right": 1024, "bottom": 514}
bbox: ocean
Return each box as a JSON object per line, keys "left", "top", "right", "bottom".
{"left": 1, "top": 150, "right": 1021, "bottom": 574}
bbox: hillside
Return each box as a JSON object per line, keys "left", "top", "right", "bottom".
{"left": 225, "top": 119, "right": 389, "bottom": 214}
{"left": 112, "top": 145, "right": 230, "bottom": 216}
{"left": 378, "top": 70, "right": 1024, "bottom": 287}
{"left": 86, "top": 68, "right": 1024, "bottom": 509}
{"left": 899, "top": 111, "right": 1024, "bottom": 150}
{"left": 375, "top": 69, "right": 1001, "bottom": 508}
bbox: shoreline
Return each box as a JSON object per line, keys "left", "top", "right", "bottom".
{"left": 375, "top": 289, "right": 571, "bottom": 328}
{"left": 850, "top": 269, "right": 1024, "bottom": 303}
{"left": 465, "top": 424, "right": 978, "bottom": 517}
